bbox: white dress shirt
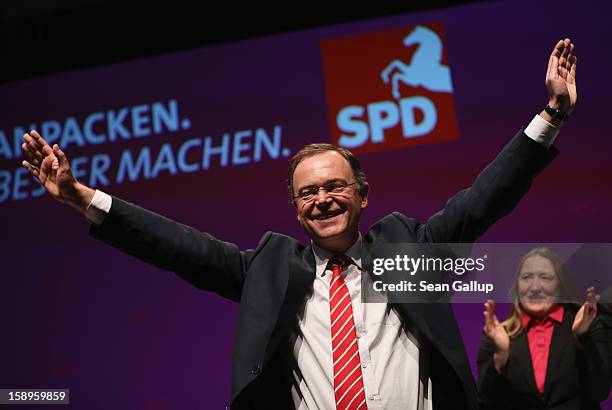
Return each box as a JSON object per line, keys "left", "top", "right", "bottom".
{"left": 287, "top": 237, "right": 432, "bottom": 410}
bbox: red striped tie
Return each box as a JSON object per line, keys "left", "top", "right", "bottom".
{"left": 329, "top": 255, "right": 367, "bottom": 410}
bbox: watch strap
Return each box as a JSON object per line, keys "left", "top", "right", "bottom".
{"left": 544, "top": 104, "right": 570, "bottom": 121}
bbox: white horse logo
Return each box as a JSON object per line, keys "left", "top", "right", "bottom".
{"left": 381, "top": 25, "right": 453, "bottom": 99}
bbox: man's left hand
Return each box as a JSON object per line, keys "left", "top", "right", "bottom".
{"left": 546, "top": 38, "right": 577, "bottom": 116}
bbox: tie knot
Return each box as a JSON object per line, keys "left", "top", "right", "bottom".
{"left": 329, "top": 255, "right": 351, "bottom": 271}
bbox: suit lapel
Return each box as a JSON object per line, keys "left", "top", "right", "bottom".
{"left": 543, "top": 308, "right": 570, "bottom": 400}
{"left": 272, "top": 244, "right": 316, "bottom": 332}
{"left": 288, "top": 244, "right": 317, "bottom": 301}
{"left": 513, "top": 330, "right": 542, "bottom": 398}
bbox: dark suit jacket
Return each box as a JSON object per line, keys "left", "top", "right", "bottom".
{"left": 477, "top": 305, "right": 612, "bottom": 410}
{"left": 601, "top": 289, "right": 612, "bottom": 390}
{"left": 90, "top": 129, "right": 557, "bottom": 409}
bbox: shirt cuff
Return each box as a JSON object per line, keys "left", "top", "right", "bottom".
{"left": 524, "top": 114, "right": 559, "bottom": 148}
{"left": 84, "top": 189, "right": 112, "bottom": 225}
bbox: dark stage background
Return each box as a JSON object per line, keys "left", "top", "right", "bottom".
{"left": 2, "top": 0, "right": 611, "bottom": 408}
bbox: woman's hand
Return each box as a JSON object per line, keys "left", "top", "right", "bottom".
{"left": 484, "top": 299, "right": 510, "bottom": 373}
{"left": 572, "top": 287, "right": 599, "bottom": 338}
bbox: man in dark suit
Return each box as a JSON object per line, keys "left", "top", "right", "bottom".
{"left": 21, "top": 38, "right": 577, "bottom": 409}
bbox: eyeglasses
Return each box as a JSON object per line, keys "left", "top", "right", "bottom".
{"left": 293, "top": 181, "right": 358, "bottom": 203}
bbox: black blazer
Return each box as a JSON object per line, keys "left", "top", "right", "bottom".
{"left": 90, "top": 130, "right": 557, "bottom": 410}
{"left": 477, "top": 305, "right": 612, "bottom": 410}
{"left": 601, "top": 289, "right": 612, "bottom": 386}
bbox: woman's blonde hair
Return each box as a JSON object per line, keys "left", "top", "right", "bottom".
{"left": 502, "top": 247, "right": 580, "bottom": 337}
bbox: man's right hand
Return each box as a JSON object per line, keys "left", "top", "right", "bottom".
{"left": 21, "top": 130, "right": 94, "bottom": 212}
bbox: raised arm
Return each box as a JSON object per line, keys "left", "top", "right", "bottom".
{"left": 21, "top": 131, "right": 249, "bottom": 301}
{"left": 418, "top": 38, "right": 576, "bottom": 243}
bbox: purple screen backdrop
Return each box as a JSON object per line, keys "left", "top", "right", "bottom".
{"left": 2, "top": 1, "right": 611, "bottom": 408}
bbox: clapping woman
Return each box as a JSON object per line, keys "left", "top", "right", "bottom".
{"left": 477, "top": 247, "right": 611, "bottom": 410}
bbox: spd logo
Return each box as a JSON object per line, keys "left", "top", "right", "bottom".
{"left": 320, "top": 23, "right": 459, "bottom": 154}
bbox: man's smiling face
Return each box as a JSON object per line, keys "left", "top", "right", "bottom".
{"left": 292, "top": 151, "right": 368, "bottom": 253}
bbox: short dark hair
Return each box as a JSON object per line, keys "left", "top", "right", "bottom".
{"left": 287, "top": 143, "right": 366, "bottom": 202}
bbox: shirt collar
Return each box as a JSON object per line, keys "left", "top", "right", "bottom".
{"left": 521, "top": 304, "right": 565, "bottom": 329}
{"left": 312, "top": 235, "right": 363, "bottom": 277}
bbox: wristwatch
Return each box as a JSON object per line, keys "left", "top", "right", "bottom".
{"left": 544, "top": 104, "right": 570, "bottom": 121}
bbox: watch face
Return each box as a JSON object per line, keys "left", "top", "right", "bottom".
{"left": 546, "top": 105, "right": 568, "bottom": 120}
